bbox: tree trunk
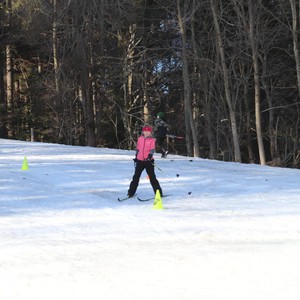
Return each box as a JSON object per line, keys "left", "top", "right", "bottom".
{"left": 289, "top": 0, "right": 300, "bottom": 95}
{"left": 247, "top": 0, "right": 266, "bottom": 165}
{"left": 243, "top": 80, "right": 255, "bottom": 163}
{"left": 4, "top": 0, "right": 13, "bottom": 138}
{"left": 261, "top": 53, "right": 279, "bottom": 163}
{"left": 177, "top": 0, "right": 200, "bottom": 157}
{"left": 5, "top": 44, "right": 13, "bottom": 138}
{"left": 0, "top": 50, "right": 6, "bottom": 137}
{"left": 52, "top": 0, "right": 59, "bottom": 92}
{"left": 210, "top": 0, "right": 242, "bottom": 162}
{"left": 122, "top": 23, "right": 139, "bottom": 149}
{"left": 289, "top": 0, "right": 300, "bottom": 165}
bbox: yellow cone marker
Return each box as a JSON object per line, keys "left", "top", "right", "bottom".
{"left": 21, "top": 156, "right": 29, "bottom": 171}
{"left": 153, "top": 189, "right": 163, "bottom": 210}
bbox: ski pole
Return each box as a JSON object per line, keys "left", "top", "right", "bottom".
{"left": 152, "top": 162, "right": 192, "bottom": 195}
{"left": 152, "top": 162, "right": 163, "bottom": 172}
{"left": 152, "top": 162, "right": 177, "bottom": 176}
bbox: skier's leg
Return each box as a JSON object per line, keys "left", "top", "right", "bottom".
{"left": 128, "top": 161, "right": 144, "bottom": 196}
{"left": 156, "top": 137, "right": 166, "bottom": 157}
{"left": 145, "top": 161, "right": 163, "bottom": 196}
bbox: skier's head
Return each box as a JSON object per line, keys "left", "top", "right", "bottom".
{"left": 157, "top": 112, "right": 165, "bottom": 119}
{"left": 142, "top": 125, "right": 152, "bottom": 137}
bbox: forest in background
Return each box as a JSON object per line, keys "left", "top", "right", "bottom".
{"left": 1, "top": 0, "right": 300, "bottom": 167}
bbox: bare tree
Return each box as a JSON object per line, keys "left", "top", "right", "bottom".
{"left": 177, "top": 0, "right": 200, "bottom": 157}
{"left": 230, "top": 0, "right": 266, "bottom": 165}
{"left": 209, "top": 0, "right": 242, "bottom": 162}
{"left": 287, "top": 0, "right": 300, "bottom": 165}
{"left": 247, "top": 0, "right": 266, "bottom": 165}
{"left": 4, "top": 0, "right": 13, "bottom": 137}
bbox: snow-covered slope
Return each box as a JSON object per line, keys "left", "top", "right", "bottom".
{"left": 1, "top": 139, "right": 300, "bottom": 300}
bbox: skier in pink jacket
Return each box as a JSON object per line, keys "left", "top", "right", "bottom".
{"left": 127, "top": 125, "right": 163, "bottom": 198}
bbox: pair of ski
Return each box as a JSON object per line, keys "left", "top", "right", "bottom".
{"left": 118, "top": 194, "right": 170, "bottom": 202}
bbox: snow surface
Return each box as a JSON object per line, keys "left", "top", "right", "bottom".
{"left": 1, "top": 138, "right": 300, "bottom": 300}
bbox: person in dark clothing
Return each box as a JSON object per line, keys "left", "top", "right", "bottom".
{"left": 127, "top": 125, "right": 163, "bottom": 197}
{"left": 154, "top": 112, "right": 169, "bottom": 158}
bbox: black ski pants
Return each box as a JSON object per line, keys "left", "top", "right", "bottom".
{"left": 156, "top": 136, "right": 167, "bottom": 156}
{"left": 128, "top": 160, "right": 162, "bottom": 196}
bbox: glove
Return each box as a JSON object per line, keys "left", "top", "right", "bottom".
{"left": 145, "top": 154, "right": 153, "bottom": 161}
{"left": 133, "top": 157, "right": 137, "bottom": 167}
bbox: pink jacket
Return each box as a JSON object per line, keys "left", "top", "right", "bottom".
{"left": 136, "top": 136, "right": 155, "bottom": 161}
